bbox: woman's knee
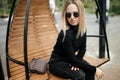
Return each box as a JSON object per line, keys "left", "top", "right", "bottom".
{"left": 72, "top": 70, "right": 85, "bottom": 80}
{"left": 78, "top": 72, "right": 85, "bottom": 80}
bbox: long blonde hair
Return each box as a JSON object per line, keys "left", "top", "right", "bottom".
{"left": 61, "top": 0, "right": 86, "bottom": 39}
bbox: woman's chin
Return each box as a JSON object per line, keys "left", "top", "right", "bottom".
{"left": 71, "top": 23, "right": 78, "bottom": 26}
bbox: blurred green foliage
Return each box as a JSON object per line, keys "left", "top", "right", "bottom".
{"left": 0, "top": 0, "right": 13, "bottom": 15}
{"left": 55, "top": 0, "right": 120, "bottom": 15}
{"left": 55, "top": 0, "right": 96, "bottom": 13}
{"left": 55, "top": 0, "right": 67, "bottom": 11}
{"left": 82, "top": 0, "right": 96, "bottom": 13}
{"left": 109, "top": 0, "right": 120, "bottom": 15}
{"left": 0, "top": 0, "right": 120, "bottom": 16}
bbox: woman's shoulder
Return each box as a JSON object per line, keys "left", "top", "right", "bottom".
{"left": 59, "top": 29, "right": 74, "bottom": 41}
{"left": 59, "top": 29, "right": 72, "bottom": 36}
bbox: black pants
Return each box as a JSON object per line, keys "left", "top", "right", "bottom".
{"left": 49, "top": 60, "right": 95, "bottom": 80}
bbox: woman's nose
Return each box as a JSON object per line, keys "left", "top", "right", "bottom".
{"left": 71, "top": 14, "right": 74, "bottom": 18}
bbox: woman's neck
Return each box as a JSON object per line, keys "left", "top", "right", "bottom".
{"left": 68, "top": 23, "right": 79, "bottom": 30}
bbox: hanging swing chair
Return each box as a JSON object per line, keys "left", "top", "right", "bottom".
{"left": 6, "top": 0, "right": 110, "bottom": 80}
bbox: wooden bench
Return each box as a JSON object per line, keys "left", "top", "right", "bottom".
{"left": 6, "top": 0, "right": 109, "bottom": 80}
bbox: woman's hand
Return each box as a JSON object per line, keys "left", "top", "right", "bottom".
{"left": 71, "top": 66, "right": 79, "bottom": 71}
{"left": 95, "top": 68, "right": 104, "bottom": 80}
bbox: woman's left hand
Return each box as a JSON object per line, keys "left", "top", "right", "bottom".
{"left": 71, "top": 66, "right": 79, "bottom": 71}
{"left": 95, "top": 68, "right": 104, "bottom": 80}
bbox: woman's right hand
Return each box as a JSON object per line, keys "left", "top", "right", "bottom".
{"left": 95, "top": 68, "right": 104, "bottom": 80}
{"left": 71, "top": 66, "right": 79, "bottom": 71}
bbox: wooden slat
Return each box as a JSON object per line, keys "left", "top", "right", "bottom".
{"left": 84, "top": 55, "right": 109, "bottom": 67}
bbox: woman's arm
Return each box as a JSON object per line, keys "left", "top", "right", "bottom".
{"left": 76, "top": 32, "right": 86, "bottom": 60}
{"left": 62, "top": 33, "right": 96, "bottom": 75}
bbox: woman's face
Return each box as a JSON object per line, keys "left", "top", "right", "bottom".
{"left": 66, "top": 3, "right": 80, "bottom": 26}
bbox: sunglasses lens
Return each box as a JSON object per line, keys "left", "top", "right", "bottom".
{"left": 66, "top": 12, "right": 79, "bottom": 18}
{"left": 74, "top": 12, "right": 79, "bottom": 18}
{"left": 66, "top": 13, "right": 71, "bottom": 18}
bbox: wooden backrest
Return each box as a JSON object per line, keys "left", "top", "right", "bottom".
{"left": 8, "top": 0, "right": 58, "bottom": 79}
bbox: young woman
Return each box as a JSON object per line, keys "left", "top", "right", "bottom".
{"left": 49, "top": 0, "right": 104, "bottom": 80}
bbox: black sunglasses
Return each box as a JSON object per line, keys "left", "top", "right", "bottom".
{"left": 66, "top": 12, "right": 79, "bottom": 18}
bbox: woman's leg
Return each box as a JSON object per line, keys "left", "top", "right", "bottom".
{"left": 80, "top": 59, "right": 95, "bottom": 80}
{"left": 49, "top": 61, "right": 85, "bottom": 80}
{"left": 85, "top": 73, "right": 95, "bottom": 80}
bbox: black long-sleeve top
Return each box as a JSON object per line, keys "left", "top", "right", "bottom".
{"left": 50, "top": 26, "right": 96, "bottom": 75}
